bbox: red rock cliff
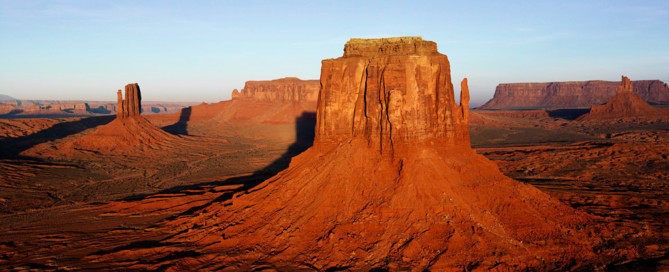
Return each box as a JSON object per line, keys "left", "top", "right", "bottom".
{"left": 317, "top": 37, "right": 469, "bottom": 150}
{"left": 480, "top": 79, "right": 669, "bottom": 109}
{"left": 233, "top": 77, "right": 319, "bottom": 103}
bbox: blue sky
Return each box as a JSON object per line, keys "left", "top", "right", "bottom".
{"left": 1, "top": 0, "right": 667, "bottom": 103}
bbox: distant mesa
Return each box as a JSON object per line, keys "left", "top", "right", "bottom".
{"left": 479, "top": 79, "right": 669, "bottom": 109}
{"left": 578, "top": 76, "right": 669, "bottom": 121}
{"left": 231, "top": 77, "right": 319, "bottom": 104}
{"left": 164, "top": 37, "right": 608, "bottom": 270}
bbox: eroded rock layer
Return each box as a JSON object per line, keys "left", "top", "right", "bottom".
{"left": 480, "top": 79, "right": 669, "bottom": 109}
{"left": 158, "top": 37, "right": 610, "bottom": 271}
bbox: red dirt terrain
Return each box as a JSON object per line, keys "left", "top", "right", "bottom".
{"left": 0, "top": 43, "right": 667, "bottom": 271}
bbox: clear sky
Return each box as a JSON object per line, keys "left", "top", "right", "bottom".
{"left": 1, "top": 0, "right": 668, "bottom": 103}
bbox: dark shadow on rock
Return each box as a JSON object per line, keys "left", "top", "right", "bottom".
{"left": 0, "top": 115, "right": 115, "bottom": 158}
{"left": 253, "top": 111, "right": 316, "bottom": 175}
{"left": 162, "top": 107, "right": 192, "bottom": 135}
{"left": 88, "top": 106, "right": 112, "bottom": 114}
{"left": 547, "top": 108, "right": 590, "bottom": 120}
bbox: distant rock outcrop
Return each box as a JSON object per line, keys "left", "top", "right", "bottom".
{"left": 479, "top": 79, "right": 669, "bottom": 109}
{"left": 149, "top": 78, "right": 319, "bottom": 133}
{"left": 232, "top": 77, "right": 319, "bottom": 103}
{"left": 164, "top": 37, "right": 609, "bottom": 271}
{"left": 578, "top": 76, "right": 668, "bottom": 121}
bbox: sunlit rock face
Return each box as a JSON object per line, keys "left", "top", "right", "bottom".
{"left": 117, "top": 83, "right": 142, "bottom": 119}
{"left": 317, "top": 37, "right": 469, "bottom": 151}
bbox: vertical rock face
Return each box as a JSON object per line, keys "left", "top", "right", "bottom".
{"left": 117, "top": 83, "right": 142, "bottom": 119}
{"left": 479, "top": 79, "right": 669, "bottom": 109}
{"left": 232, "top": 77, "right": 319, "bottom": 103}
{"left": 316, "top": 37, "right": 469, "bottom": 150}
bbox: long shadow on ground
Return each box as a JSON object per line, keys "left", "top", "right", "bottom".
{"left": 118, "top": 111, "right": 316, "bottom": 205}
{"left": 546, "top": 108, "right": 590, "bottom": 120}
{"left": 0, "top": 115, "right": 115, "bottom": 158}
{"left": 91, "top": 112, "right": 317, "bottom": 262}
{"left": 162, "top": 107, "right": 191, "bottom": 135}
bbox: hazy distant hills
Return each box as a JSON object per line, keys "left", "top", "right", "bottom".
{"left": 0, "top": 94, "right": 17, "bottom": 100}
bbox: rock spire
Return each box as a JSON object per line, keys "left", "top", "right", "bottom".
{"left": 117, "top": 83, "right": 142, "bottom": 119}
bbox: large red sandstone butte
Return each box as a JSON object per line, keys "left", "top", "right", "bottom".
{"left": 157, "top": 37, "right": 608, "bottom": 271}
{"left": 578, "top": 76, "right": 669, "bottom": 121}
{"left": 479, "top": 79, "right": 669, "bottom": 109}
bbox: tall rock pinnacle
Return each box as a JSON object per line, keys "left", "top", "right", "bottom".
{"left": 116, "top": 83, "right": 142, "bottom": 119}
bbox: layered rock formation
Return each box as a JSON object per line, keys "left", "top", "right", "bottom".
{"left": 480, "top": 79, "right": 669, "bottom": 109}
{"left": 232, "top": 77, "right": 319, "bottom": 103}
{"left": 160, "top": 37, "right": 607, "bottom": 271}
{"left": 579, "top": 76, "right": 668, "bottom": 121}
{"left": 117, "top": 83, "right": 142, "bottom": 119}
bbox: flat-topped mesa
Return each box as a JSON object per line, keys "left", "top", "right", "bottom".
{"left": 343, "top": 36, "right": 438, "bottom": 57}
{"left": 317, "top": 37, "right": 469, "bottom": 151}
{"left": 232, "top": 77, "right": 319, "bottom": 103}
{"left": 117, "top": 83, "right": 142, "bottom": 119}
{"left": 480, "top": 79, "right": 669, "bottom": 109}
